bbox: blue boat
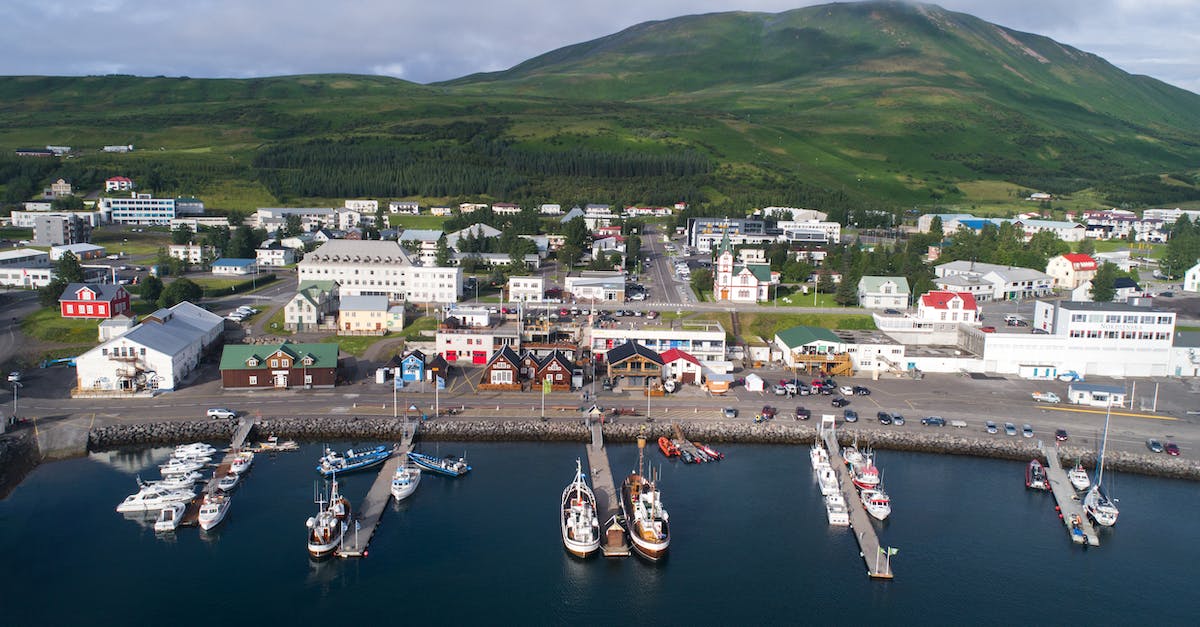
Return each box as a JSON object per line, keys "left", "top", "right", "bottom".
{"left": 316, "top": 445, "right": 391, "bottom": 476}
{"left": 408, "top": 451, "right": 471, "bottom": 477}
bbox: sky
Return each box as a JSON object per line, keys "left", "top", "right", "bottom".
{"left": 2, "top": 0, "right": 1197, "bottom": 93}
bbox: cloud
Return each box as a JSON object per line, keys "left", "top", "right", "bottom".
{"left": 0, "top": 0, "right": 1194, "bottom": 94}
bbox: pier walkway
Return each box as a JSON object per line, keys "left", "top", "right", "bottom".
{"left": 586, "top": 420, "right": 629, "bottom": 557}
{"left": 822, "top": 428, "right": 895, "bottom": 579}
{"left": 182, "top": 418, "right": 256, "bottom": 526}
{"left": 670, "top": 423, "right": 703, "bottom": 460}
{"left": 1040, "top": 443, "right": 1100, "bottom": 547}
{"left": 337, "top": 420, "right": 418, "bottom": 557}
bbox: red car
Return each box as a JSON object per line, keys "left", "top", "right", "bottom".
{"left": 1055, "top": 429, "right": 1069, "bottom": 442}
{"left": 761, "top": 406, "right": 777, "bottom": 419}
{"left": 1165, "top": 442, "right": 1181, "bottom": 456}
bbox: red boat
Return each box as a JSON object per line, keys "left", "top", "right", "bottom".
{"left": 693, "top": 442, "right": 724, "bottom": 460}
{"left": 1026, "top": 459, "right": 1049, "bottom": 490}
{"left": 657, "top": 436, "right": 679, "bottom": 458}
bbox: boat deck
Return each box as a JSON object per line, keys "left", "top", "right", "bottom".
{"left": 336, "top": 420, "right": 418, "bottom": 558}
{"left": 587, "top": 421, "right": 629, "bottom": 557}
{"left": 181, "top": 417, "right": 256, "bottom": 526}
{"left": 822, "top": 429, "right": 895, "bottom": 579}
{"left": 1041, "top": 443, "right": 1100, "bottom": 547}
{"left": 670, "top": 423, "right": 704, "bottom": 461}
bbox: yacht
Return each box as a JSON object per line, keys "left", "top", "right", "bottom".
{"left": 816, "top": 464, "right": 840, "bottom": 497}
{"left": 170, "top": 451, "right": 213, "bottom": 464}
{"left": 318, "top": 445, "right": 392, "bottom": 476}
{"left": 620, "top": 436, "right": 670, "bottom": 562}
{"left": 860, "top": 488, "right": 892, "bottom": 521}
{"left": 390, "top": 460, "right": 422, "bottom": 501}
{"left": 810, "top": 442, "right": 830, "bottom": 470}
{"left": 159, "top": 458, "right": 205, "bottom": 476}
{"left": 1084, "top": 406, "right": 1120, "bottom": 527}
{"left": 307, "top": 476, "right": 350, "bottom": 558}
{"left": 230, "top": 451, "right": 254, "bottom": 475}
{"left": 1068, "top": 462, "right": 1091, "bottom": 491}
{"left": 175, "top": 443, "right": 217, "bottom": 457}
{"left": 217, "top": 473, "right": 240, "bottom": 492}
{"left": 561, "top": 459, "right": 601, "bottom": 558}
{"left": 824, "top": 493, "right": 850, "bottom": 527}
{"left": 407, "top": 451, "right": 471, "bottom": 477}
{"left": 197, "top": 493, "right": 232, "bottom": 531}
{"left": 116, "top": 483, "right": 196, "bottom": 513}
{"left": 153, "top": 502, "right": 186, "bottom": 533}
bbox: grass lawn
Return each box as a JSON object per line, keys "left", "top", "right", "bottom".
{"left": 90, "top": 228, "right": 171, "bottom": 258}
{"left": 773, "top": 290, "right": 841, "bottom": 308}
{"left": 0, "top": 227, "right": 33, "bottom": 240}
{"left": 387, "top": 215, "right": 451, "bottom": 230}
{"left": 20, "top": 307, "right": 103, "bottom": 345}
{"left": 319, "top": 333, "right": 385, "bottom": 357}
{"left": 738, "top": 311, "right": 876, "bottom": 340}
{"left": 264, "top": 307, "right": 293, "bottom": 335}
{"left": 190, "top": 275, "right": 276, "bottom": 291}
{"left": 1177, "top": 325, "right": 1200, "bottom": 332}
{"left": 397, "top": 315, "right": 438, "bottom": 340}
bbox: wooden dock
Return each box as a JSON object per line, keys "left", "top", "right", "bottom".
{"left": 586, "top": 421, "right": 629, "bottom": 557}
{"left": 822, "top": 428, "right": 895, "bottom": 579}
{"left": 181, "top": 418, "right": 257, "bottom": 526}
{"left": 336, "top": 420, "right": 418, "bottom": 558}
{"left": 1040, "top": 443, "right": 1100, "bottom": 547}
{"left": 670, "top": 422, "right": 704, "bottom": 460}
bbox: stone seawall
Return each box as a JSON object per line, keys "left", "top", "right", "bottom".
{"left": 0, "top": 431, "right": 42, "bottom": 499}
{"left": 85, "top": 417, "right": 1200, "bottom": 482}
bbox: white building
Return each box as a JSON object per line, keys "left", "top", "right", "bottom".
{"left": 0, "top": 265, "right": 54, "bottom": 288}
{"left": 856, "top": 276, "right": 910, "bottom": 309}
{"left": 74, "top": 301, "right": 223, "bottom": 393}
{"left": 389, "top": 201, "right": 419, "bottom": 214}
{"left": 1045, "top": 253, "right": 1099, "bottom": 289}
{"left": 459, "top": 203, "right": 488, "bottom": 214}
{"left": 0, "top": 248, "right": 50, "bottom": 269}
{"left": 1079, "top": 209, "right": 1167, "bottom": 243}
{"left": 344, "top": 199, "right": 378, "bottom": 213}
{"left": 777, "top": 220, "right": 841, "bottom": 243}
{"left": 760, "top": 207, "right": 828, "bottom": 221}
{"left": 1143, "top": 208, "right": 1200, "bottom": 223}
{"left": 539, "top": 204, "right": 562, "bottom": 215}
{"left": 446, "top": 223, "right": 502, "bottom": 251}
{"left": 211, "top": 258, "right": 257, "bottom": 275}
{"left": 492, "top": 202, "right": 521, "bottom": 215}
{"left": 713, "top": 234, "right": 775, "bottom": 303}
{"left": 1184, "top": 262, "right": 1200, "bottom": 293}
{"left": 935, "top": 260, "right": 1053, "bottom": 302}
{"left": 168, "top": 243, "right": 215, "bottom": 265}
{"left": 588, "top": 322, "right": 727, "bottom": 363}
{"left": 285, "top": 281, "right": 339, "bottom": 332}
{"left": 297, "top": 239, "right": 462, "bottom": 303}
{"left": 49, "top": 243, "right": 105, "bottom": 261}
{"left": 873, "top": 291, "right": 980, "bottom": 345}
{"left": 105, "top": 176, "right": 136, "bottom": 192}
{"left": 565, "top": 272, "right": 625, "bottom": 303}
{"left": 99, "top": 194, "right": 205, "bottom": 225}
{"left": 436, "top": 320, "right": 520, "bottom": 364}
{"left": 508, "top": 276, "right": 545, "bottom": 302}
{"left": 10, "top": 210, "right": 104, "bottom": 229}
{"left": 397, "top": 229, "right": 443, "bottom": 265}
{"left": 256, "top": 245, "right": 296, "bottom": 267}
{"left": 170, "top": 216, "right": 231, "bottom": 231}
{"left": 254, "top": 207, "right": 337, "bottom": 232}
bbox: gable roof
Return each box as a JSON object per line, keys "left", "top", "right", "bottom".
{"left": 659, "top": 348, "right": 700, "bottom": 366}
{"left": 736, "top": 263, "right": 773, "bottom": 283}
{"left": 1062, "top": 253, "right": 1097, "bottom": 266}
{"left": 219, "top": 342, "right": 339, "bottom": 370}
{"left": 398, "top": 229, "right": 443, "bottom": 242}
{"left": 858, "top": 276, "right": 911, "bottom": 294}
{"left": 484, "top": 344, "right": 522, "bottom": 370}
{"left": 606, "top": 341, "right": 663, "bottom": 365}
{"left": 537, "top": 350, "right": 575, "bottom": 373}
{"left": 339, "top": 295, "right": 389, "bottom": 312}
{"left": 402, "top": 349, "right": 427, "bottom": 364}
{"left": 1113, "top": 277, "right": 1140, "bottom": 290}
{"left": 919, "top": 290, "right": 978, "bottom": 310}
{"left": 59, "top": 282, "right": 125, "bottom": 302}
{"left": 775, "top": 325, "right": 841, "bottom": 349}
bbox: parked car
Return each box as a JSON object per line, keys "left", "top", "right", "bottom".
{"left": 723, "top": 407, "right": 738, "bottom": 419}
{"left": 843, "top": 409, "right": 858, "bottom": 423}
{"left": 794, "top": 406, "right": 811, "bottom": 421}
{"left": 207, "top": 408, "right": 237, "bottom": 420}
{"left": 1022, "top": 424, "right": 1034, "bottom": 438}
{"left": 839, "top": 385, "right": 855, "bottom": 396}
{"left": 985, "top": 420, "right": 998, "bottom": 434}
{"left": 876, "top": 411, "right": 893, "bottom": 425}
{"left": 1165, "top": 442, "right": 1181, "bottom": 456}
{"left": 1004, "top": 422, "right": 1017, "bottom": 436}
{"left": 760, "top": 406, "right": 777, "bottom": 419}
{"left": 921, "top": 416, "right": 946, "bottom": 427}
{"left": 891, "top": 413, "right": 905, "bottom": 426}
{"left": 1146, "top": 438, "right": 1164, "bottom": 453}
{"left": 981, "top": 326, "right": 996, "bottom": 333}
{"left": 831, "top": 397, "right": 850, "bottom": 408}
{"left": 852, "top": 386, "right": 871, "bottom": 396}
{"left": 772, "top": 384, "right": 788, "bottom": 396}
{"left": 602, "top": 378, "right": 613, "bottom": 391}
{"left": 1055, "top": 429, "right": 1069, "bottom": 442}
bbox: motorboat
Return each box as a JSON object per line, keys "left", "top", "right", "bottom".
{"left": 824, "top": 493, "right": 850, "bottom": 527}
{"left": 159, "top": 458, "right": 205, "bottom": 476}
{"left": 693, "top": 442, "right": 723, "bottom": 460}
{"left": 851, "top": 462, "right": 881, "bottom": 490}
{"left": 620, "top": 435, "right": 670, "bottom": 562}
{"left": 217, "top": 473, "right": 240, "bottom": 492}
{"left": 407, "top": 451, "right": 471, "bottom": 477}
{"left": 255, "top": 435, "right": 299, "bottom": 452}
{"left": 680, "top": 449, "right": 696, "bottom": 464}
{"left": 816, "top": 464, "right": 840, "bottom": 497}
{"left": 657, "top": 436, "right": 679, "bottom": 458}
{"left": 860, "top": 488, "right": 891, "bottom": 521}
{"left": 1026, "top": 459, "right": 1050, "bottom": 491}
{"left": 1068, "top": 462, "right": 1091, "bottom": 491}
{"left": 810, "top": 443, "right": 830, "bottom": 469}
{"left": 170, "top": 451, "right": 213, "bottom": 464}
{"left": 390, "top": 460, "right": 422, "bottom": 501}
{"left": 842, "top": 446, "right": 865, "bottom": 469}
{"left": 154, "top": 502, "right": 186, "bottom": 533}
{"left": 561, "top": 459, "right": 601, "bottom": 558}
{"left": 143, "top": 471, "right": 204, "bottom": 491}
{"left": 307, "top": 475, "right": 349, "bottom": 558}
{"left": 230, "top": 450, "right": 254, "bottom": 475}
{"left": 1085, "top": 405, "right": 1120, "bottom": 527}
{"left": 198, "top": 493, "right": 232, "bottom": 531}
{"left": 116, "top": 482, "right": 196, "bottom": 513}
{"left": 691, "top": 447, "right": 712, "bottom": 463}
{"left": 175, "top": 443, "right": 217, "bottom": 457}
{"left": 317, "top": 445, "right": 391, "bottom": 476}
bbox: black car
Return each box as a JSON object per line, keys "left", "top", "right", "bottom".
{"left": 876, "top": 411, "right": 893, "bottom": 425}
{"left": 1055, "top": 429, "right": 1069, "bottom": 442}
{"left": 921, "top": 416, "right": 946, "bottom": 427}
{"left": 853, "top": 386, "right": 871, "bottom": 396}
{"left": 843, "top": 409, "right": 858, "bottom": 423}
{"left": 831, "top": 396, "right": 850, "bottom": 408}
{"left": 794, "top": 406, "right": 811, "bottom": 420}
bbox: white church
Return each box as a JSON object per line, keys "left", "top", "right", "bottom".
{"left": 712, "top": 233, "right": 778, "bottom": 303}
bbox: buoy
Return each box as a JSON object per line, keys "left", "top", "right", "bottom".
{"left": 1054, "top": 506, "right": 1061, "bottom": 512}
{"left": 363, "top": 550, "right": 369, "bottom": 557}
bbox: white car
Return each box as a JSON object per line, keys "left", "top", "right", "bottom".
{"left": 207, "top": 408, "right": 237, "bottom": 419}
{"left": 840, "top": 385, "right": 854, "bottom": 396}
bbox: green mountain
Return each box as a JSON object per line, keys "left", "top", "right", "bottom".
{"left": 2, "top": 2, "right": 1198, "bottom": 214}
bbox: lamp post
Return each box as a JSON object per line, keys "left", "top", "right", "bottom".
{"left": 7, "top": 374, "right": 19, "bottom": 420}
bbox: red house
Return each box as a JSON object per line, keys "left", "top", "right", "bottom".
{"left": 59, "top": 283, "right": 132, "bottom": 319}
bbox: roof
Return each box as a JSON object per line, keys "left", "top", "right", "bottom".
{"left": 936, "top": 274, "right": 990, "bottom": 288}
{"left": 59, "top": 282, "right": 125, "bottom": 302}
{"left": 485, "top": 345, "right": 522, "bottom": 369}
{"left": 402, "top": 349, "right": 426, "bottom": 364}
{"left": 398, "top": 229, "right": 443, "bottom": 242}
{"left": 1173, "top": 332, "right": 1200, "bottom": 348}
{"left": 106, "top": 176, "right": 133, "bottom": 182}
{"left": 219, "top": 342, "right": 339, "bottom": 370}
{"left": 1056, "top": 300, "right": 1163, "bottom": 313}
{"left": 302, "top": 239, "right": 413, "bottom": 265}
{"left": 858, "top": 276, "right": 911, "bottom": 294}
{"left": 539, "top": 350, "right": 575, "bottom": 373}
{"left": 1068, "top": 383, "right": 1125, "bottom": 394}
{"left": 212, "top": 258, "right": 256, "bottom": 267}
{"left": 299, "top": 280, "right": 337, "bottom": 293}
{"left": 0, "top": 248, "right": 49, "bottom": 262}
{"left": 112, "top": 302, "right": 222, "bottom": 357}
{"left": 1062, "top": 253, "right": 1097, "bottom": 266}
{"left": 51, "top": 243, "right": 104, "bottom": 252}
{"left": 1113, "top": 277, "right": 1139, "bottom": 290}
{"left": 737, "top": 263, "right": 773, "bottom": 282}
{"left": 980, "top": 266, "right": 1051, "bottom": 283}
{"left": 606, "top": 341, "right": 663, "bottom": 365}
{"left": 447, "top": 223, "right": 502, "bottom": 239}
{"left": 775, "top": 325, "right": 842, "bottom": 349}
{"left": 660, "top": 348, "right": 700, "bottom": 366}
{"left": 560, "top": 207, "right": 585, "bottom": 223}
{"left": 919, "top": 290, "right": 977, "bottom": 310}
{"left": 339, "top": 295, "right": 389, "bottom": 311}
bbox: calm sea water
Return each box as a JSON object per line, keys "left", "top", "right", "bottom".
{"left": 0, "top": 442, "right": 1195, "bottom": 625}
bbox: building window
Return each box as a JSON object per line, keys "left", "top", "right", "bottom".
{"left": 270, "top": 359, "right": 278, "bottom": 368}
{"left": 249, "top": 376, "right": 258, "bottom": 385}
{"left": 305, "top": 374, "right": 313, "bottom": 384}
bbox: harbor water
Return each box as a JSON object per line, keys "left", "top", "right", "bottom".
{"left": 1, "top": 442, "right": 1195, "bottom": 625}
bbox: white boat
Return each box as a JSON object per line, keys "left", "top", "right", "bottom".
{"left": 1084, "top": 405, "right": 1119, "bottom": 527}
{"left": 816, "top": 464, "right": 840, "bottom": 497}
{"left": 390, "top": 460, "right": 422, "bottom": 501}
{"left": 307, "top": 475, "right": 350, "bottom": 558}
{"left": 175, "top": 443, "right": 217, "bottom": 456}
{"left": 824, "top": 493, "right": 850, "bottom": 526}
{"left": 860, "top": 488, "right": 892, "bottom": 521}
{"left": 255, "top": 435, "right": 299, "bottom": 452}
{"left": 198, "top": 493, "right": 232, "bottom": 531}
{"left": 561, "top": 459, "right": 601, "bottom": 558}
{"left": 230, "top": 451, "right": 254, "bottom": 475}
{"left": 153, "top": 502, "right": 186, "bottom": 532}
{"left": 217, "top": 473, "right": 240, "bottom": 492}
{"left": 116, "top": 483, "right": 196, "bottom": 513}
{"left": 143, "top": 471, "right": 204, "bottom": 491}
{"left": 809, "top": 442, "right": 830, "bottom": 469}
{"left": 842, "top": 446, "right": 865, "bottom": 469}
{"left": 159, "top": 458, "right": 205, "bottom": 476}
{"left": 851, "top": 462, "right": 881, "bottom": 490}
{"left": 170, "top": 451, "right": 213, "bottom": 464}
{"left": 1068, "top": 462, "right": 1091, "bottom": 491}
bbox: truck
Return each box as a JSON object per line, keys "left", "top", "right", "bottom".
{"left": 1031, "top": 391, "right": 1061, "bottom": 404}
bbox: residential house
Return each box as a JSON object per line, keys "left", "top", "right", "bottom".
{"left": 508, "top": 276, "right": 545, "bottom": 303}
{"left": 660, "top": 348, "right": 703, "bottom": 384}
{"left": 397, "top": 350, "right": 426, "bottom": 383}
{"left": 588, "top": 321, "right": 727, "bottom": 363}
{"left": 773, "top": 326, "right": 855, "bottom": 376}
{"left": 535, "top": 350, "right": 577, "bottom": 391}
{"left": 539, "top": 204, "right": 562, "bottom": 215}
{"left": 934, "top": 260, "right": 1053, "bottom": 302}
{"left": 211, "top": 258, "right": 258, "bottom": 275}
{"left": 856, "top": 276, "right": 910, "bottom": 309}
{"left": 917, "top": 291, "right": 979, "bottom": 324}
{"left": 219, "top": 342, "right": 339, "bottom": 389}
{"left": 297, "top": 239, "right": 462, "bottom": 303}
{"left": 1045, "top": 253, "right": 1098, "bottom": 289}
{"left": 344, "top": 199, "right": 378, "bottom": 213}
{"left": 565, "top": 271, "right": 625, "bottom": 303}
{"left": 168, "top": 243, "right": 215, "bottom": 265}
{"left": 1184, "top": 262, "right": 1200, "bottom": 293}
{"left": 446, "top": 223, "right": 502, "bottom": 251}
{"left": 397, "top": 228, "right": 443, "bottom": 265}
{"left": 338, "top": 295, "right": 392, "bottom": 335}
{"left": 285, "top": 280, "right": 338, "bottom": 331}
{"left": 492, "top": 202, "right": 521, "bottom": 215}
{"left": 1113, "top": 277, "right": 1142, "bottom": 302}
{"left": 459, "top": 203, "right": 489, "bottom": 214}
{"left": 105, "top": 176, "right": 136, "bottom": 192}
{"left": 590, "top": 236, "right": 626, "bottom": 266}
{"left": 253, "top": 207, "right": 337, "bottom": 232}
{"left": 49, "top": 178, "right": 73, "bottom": 198}
{"left": 256, "top": 243, "right": 296, "bottom": 267}
{"left": 59, "top": 283, "right": 132, "bottom": 319}
{"left": 170, "top": 216, "right": 230, "bottom": 231}
{"left": 479, "top": 345, "right": 523, "bottom": 390}
{"left": 604, "top": 341, "right": 663, "bottom": 380}
{"left": 430, "top": 206, "right": 453, "bottom": 216}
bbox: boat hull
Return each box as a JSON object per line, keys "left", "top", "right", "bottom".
{"left": 408, "top": 452, "right": 471, "bottom": 477}
{"left": 390, "top": 467, "right": 421, "bottom": 501}
{"left": 307, "top": 526, "right": 345, "bottom": 558}
{"left": 619, "top": 474, "right": 670, "bottom": 562}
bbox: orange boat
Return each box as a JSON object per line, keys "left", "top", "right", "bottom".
{"left": 657, "top": 436, "right": 679, "bottom": 457}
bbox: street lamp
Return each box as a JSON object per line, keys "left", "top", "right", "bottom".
{"left": 7, "top": 374, "right": 20, "bottom": 420}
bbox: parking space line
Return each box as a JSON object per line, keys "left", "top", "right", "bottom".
{"left": 1041, "top": 405, "right": 1177, "bottom": 421}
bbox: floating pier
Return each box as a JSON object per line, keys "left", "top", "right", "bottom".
{"left": 822, "top": 427, "right": 895, "bottom": 579}
{"left": 670, "top": 423, "right": 703, "bottom": 460}
{"left": 586, "top": 420, "right": 629, "bottom": 557}
{"left": 336, "top": 420, "right": 418, "bottom": 558}
{"left": 1040, "top": 443, "right": 1100, "bottom": 547}
{"left": 181, "top": 418, "right": 256, "bottom": 526}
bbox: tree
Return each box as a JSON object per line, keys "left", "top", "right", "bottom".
{"left": 563, "top": 217, "right": 589, "bottom": 250}
{"left": 1076, "top": 237, "right": 1096, "bottom": 255}
{"left": 202, "top": 226, "right": 230, "bottom": 257}
{"left": 51, "top": 195, "right": 84, "bottom": 211}
{"left": 928, "top": 215, "right": 944, "bottom": 241}
{"left": 817, "top": 272, "right": 835, "bottom": 294}
{"left": 158, "top": 278, "right": 203, "bottom": 308}
{"left": 171, "top": 224, "right": 194, "bottom": 245}
{"left": 227, "top": 226, "right": 258, "bottom": 258}
{"left": 140, "top": 275, "right": 164, "bottom": 303}
{"left": 38, "top": 278, "right": 68, "bottom": 307}
{"left": 834, "top": 274, "right": 857, "bottom": 306}
{"left": 54, "top": 251, "right": 84, "bottom": 283}
{"left": 1089, "top": 262, "right": 1119, "bottom": 302}
{"left": 558, "top": 243, "right": 582, "bottom": 269}
{"left": 690, "top": 268, "right": 713, "bottom": 298}
{"left": 434, "top": 233, "right": 452, "bottom": 267}
{"left": 282, "top": 214, "right": 304, "bottom": 237}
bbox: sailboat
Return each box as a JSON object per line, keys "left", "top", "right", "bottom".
{"left": 620, "top": 434, "right": 670, "bottom": 561}
{"left": 1083, "top": 405, "right": 1119, "bottom": 527}
{"left": 561, "top": 459, "right": 601, "bottom": 558}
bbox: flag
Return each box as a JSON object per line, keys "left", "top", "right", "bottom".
{"left": 888, "top": 547, "right": 899, "bottom": 556}
{"left": 355, "top": 520, "right": 361, "bottom": 532}
{"left": 394, "top": 376, "right": 403, "bottom": 390}
{"left": 436, "top": 375, "right": 445, "bottom": 390}
{"left": 543, "top": 377, "right": 552, "bottom": 394}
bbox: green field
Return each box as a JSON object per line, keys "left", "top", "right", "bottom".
{"left": 90, "top": 229, "right": 170, "bottom": 258}
{"left": 20, "top": 307, "right": 103, "bottom": 344}
{"left": 387, "top": 215, "right": 451, "bottom": 230}
{"left": 318, "top": 333, "right": 384, "bottom": 357}
{"left": 397, "top": 315, "right": 437, "bottom": 340}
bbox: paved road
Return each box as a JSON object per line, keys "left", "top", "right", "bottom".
{"left": 0, "top": 291, "right": 41, "bottom": 366}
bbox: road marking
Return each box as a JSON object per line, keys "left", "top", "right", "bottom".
{"left": 1040, "top": 405, "right": 1178, "bottom": 421}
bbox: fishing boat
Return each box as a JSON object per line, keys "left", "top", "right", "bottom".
{"left": 230, "top": 450, "right": 254, "bottom": 475}
{"left": 816, "top": 464, "right": 840, "bottom": 497}
{"left": 824, "top": 492, "right": 850, "bottom": 527}
{"left": 316, "top": 445, "right": 391, "bottom": 476}
{"left": 1084, "top": 405, "right": 1120, "bottom": 527}
{"left": 561, "top": 459, "right": 601, "bottom": 558}
{"left": 153, "top": 502, "right": 186, "bottom": 533}
{"left": 390, "top": 460, "right": 422, "bottom": 501}
{"left": 197, "top": 493, "right": 232, "bottom": 531}
{"left": 692, "top": 447, "right": 712, "bottom": 463}
{"left": 1025, "top": 459, "right": 1050, "bottom": 491}
{"left": 657, "top": 436, "right": 679, "bottom": 458}
{"left": 407, "top": 451, "right": 471, "bottom": 477}
{"left": 620, "top": 435, "right": 670, "bottom": 562}
{"left": 255, "top": 435, "right": 299, "bottom": 452}
{"left": 694, "top": 442, "right": 723, "bottom": 460}
{"left": 810, "top": 442, "right": 830, "bottom": 469}
{"left": 116, "top": 482, "right": 196, "bottom": 513}
{"left": 1068, "top": 461, "right": 1091, "bottom": 491}
{"left": 860, "top": 488, "right": 892, "bottom": 521}
{"left": 306, "top": 475, "right": 350, "bottom": 558}
{"left": 217, "top": 473, "right": 240, "bottom": 492}
{"left": 851, "top": 461, "right": 881, "bottom": 490}
{"left": 842, "top": 445, "right": 865, "bottom": 469}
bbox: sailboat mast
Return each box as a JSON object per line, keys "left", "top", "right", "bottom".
{"left": 1096, "top": 404, "right": 1111, "bottom": 488}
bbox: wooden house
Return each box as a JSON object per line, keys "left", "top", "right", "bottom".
{"left": 536, "top": 350, "right": 576, "bottom": 391}
{"left": 479, "top": 345, "right": 522, "bottom": 391}
{"left": 605, "top": 341, "right": 663, "bottom": 379}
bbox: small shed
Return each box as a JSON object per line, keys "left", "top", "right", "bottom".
{"left": 744, "top": 373, "right": 765, "bottom": 392}
{"left": 1068, "top": 383, "right": 1126, "bottom": 408}
{"left": 702, "top": 371, "right": 734, "bottom": 395}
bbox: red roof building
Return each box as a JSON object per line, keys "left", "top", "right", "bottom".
{"left": 1046, "top": 253, "right": 1099, "bottom": 289}
{"left": 660, "top": 347, "right": 704, "bottom": 384}
{"left": 59, "top": 283, "right": 133, "bottom": 319}
{"left": 916, "top": 291, "right": 979, "bottom": 324}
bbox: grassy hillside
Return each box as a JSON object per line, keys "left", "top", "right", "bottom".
{"left": 2, "top": 2, "right": 1199, "bottom": 215}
